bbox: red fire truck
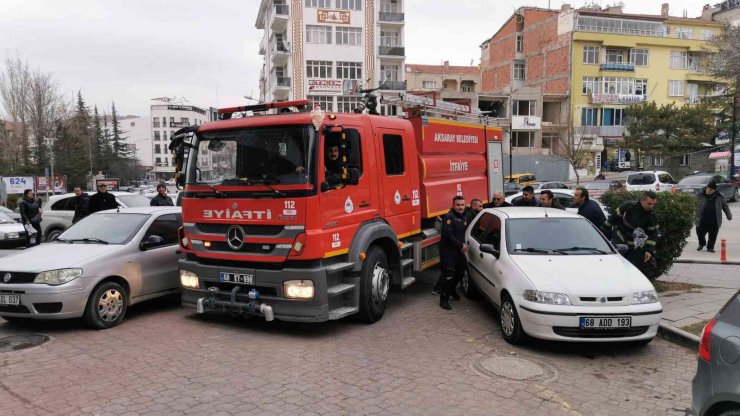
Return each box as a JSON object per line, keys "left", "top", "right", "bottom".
{"left": 171, "top": 95, "right": 504, "bottom": 323}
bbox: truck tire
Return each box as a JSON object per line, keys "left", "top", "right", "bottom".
{"left": 357, "top": 246, "right": 389, "bottom": 324}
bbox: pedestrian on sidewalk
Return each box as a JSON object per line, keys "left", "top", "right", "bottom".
{"left": 19, "top": 189, "right": 43, "bottom": 247}
{"left": 696, "top": 181, "right": 732, "bottom": 253}
{"left": 438, "top": 195, "right": 469, "bottom": 310}
{"left": 88, "top": 183, "right": 119, "bottom": 214}
{"left": 604, "top": 191, "right": 659, "bottom": 270}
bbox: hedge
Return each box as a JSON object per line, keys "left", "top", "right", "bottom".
{"left": 600, "top": 191, "right": 697, "bottom": 280}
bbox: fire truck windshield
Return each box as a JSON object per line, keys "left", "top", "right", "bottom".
{"left": 187, "top": 125, "right": 316, "bottom": 190}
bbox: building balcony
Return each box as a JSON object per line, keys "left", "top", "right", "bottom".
{"left": 270, "top": 74, "right": 291, "bottom": 99}
{"left": 270, "top": 4, "right": 289, "bottom": 32}
{"left": 379, "top": 80, "right": 406, "bottom": 90}
{"left": 270, "top": 39, "right": 290, "bottom": 65}
{"left": 259, "top": 35, "right": 267, "bottom": 55}
{"left": 600, "top": 62, "right": 635, "bottom": 72}
{"left": 379, "top": 12, "right": 404, "bottom": 24}
{"left": 378, "top": 46, "right": 405, "bottom": 57}
{"left": 597, "top": 125, "right": 625, "bottom": 137}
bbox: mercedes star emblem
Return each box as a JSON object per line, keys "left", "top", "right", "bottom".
{"left": 599, "top": 297, "right": 607, "bottom": 303}
{"left": 3, "top": 273, "right": 10, "bottom": 283}
{"left": 226, "top": 225, "right": 246, "bottom": 251}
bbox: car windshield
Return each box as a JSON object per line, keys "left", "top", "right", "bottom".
{"left": 187, "top": 125, "right": 316, "bottom": 190}
{"left": 0, "top": 211, "right": 14, "bottom": 223}
{"left": 506, "top": 218, "right": 614, "bottom": 255}
{"left": 116, "top": 194, "right": 152, "bottom": 207}
{"left": 678, "top": 176, "right": 710, "bottom": 186}
{"left": 58, "top": 213, "right": 149, "bottom": 244}
{"left": 585, "top": 182, "right": 610, "bottom": 190}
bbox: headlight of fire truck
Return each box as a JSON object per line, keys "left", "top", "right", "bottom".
{"left": 283, "top": 280, "right": 314, "bottom": 299}
{"left": 180, "top": 270, "right": 199, "bottom": 289}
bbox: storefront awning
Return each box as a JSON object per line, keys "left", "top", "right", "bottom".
{"left": 709, "top": 151, "right": 731, "bottom": 160}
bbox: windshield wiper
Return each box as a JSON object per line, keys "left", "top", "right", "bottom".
{"left": 55, "top": 238, "right": 72, "bottom": 244}
{"left": 552, "top": 246, "right": 609, "bottom": 254}
{"left": 200, "top": 182, "right": 227, "bottom": 198}
{"left": 245, "top": 177, "right": 287, "bottom": 197}
{"left": 67, "top": 238, "right": 109, "bottom": 244}
{"left": 514, "top": 247, "right": 553, "bottom": 254}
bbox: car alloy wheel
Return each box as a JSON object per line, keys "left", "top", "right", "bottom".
{"left": 500, "top": 301, "right": 516, "bottom": 337}
{"left": 97, "top": 288, "right": 124, "bottom": 322}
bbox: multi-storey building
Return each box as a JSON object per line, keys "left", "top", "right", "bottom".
{"left": 120, "top": 116, "right": 153, "bottom": 171}
{"left": 404, "top": 62, "right": 480, "bottom": 110}
{"left": 479, "top": 3, "right": 722, "bottom": 175}
{"left": 256, "top": 0, "right": 406, "bottom": 115}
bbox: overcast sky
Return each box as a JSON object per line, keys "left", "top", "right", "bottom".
{"left": 0, "top": 0, "right": 707, "bottom": 117}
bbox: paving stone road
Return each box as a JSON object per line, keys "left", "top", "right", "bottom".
{"left": 0, "top": 270, "right": 698, "bottom": 416}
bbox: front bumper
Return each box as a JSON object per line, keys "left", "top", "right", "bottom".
{"left": 0, "top": 279, "right": 91, "bottom": 320}
{"left": 515, "top": 297, "right": 662, "bottom": 342}
{"left": 180, "top": 258, "right": 335, "bottom": 322}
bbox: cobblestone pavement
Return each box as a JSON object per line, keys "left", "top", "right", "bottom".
{"left": 0, "top": 270, "right": 697, "bottom": 416}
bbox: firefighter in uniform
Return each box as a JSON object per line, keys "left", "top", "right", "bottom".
{"left": 603, "top": 191, "right": 659, "bottom": 271}
{"left": 439, "top": 195, "right": 469, "bottom": 310}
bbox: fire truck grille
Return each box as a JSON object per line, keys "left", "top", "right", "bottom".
{"left": 196, "top": 223, "right": 285, "bottom": 236}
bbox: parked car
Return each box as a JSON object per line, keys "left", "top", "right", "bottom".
{"left": 0, "top": 211, "right": 29, "bottom": 248}
{"left": 675, "top": 173, "right": 737, "bottom": 202}
{"left": 506, "top": 173, "right": 538, "bottom": 186}
{"left": 462, "top": 208, "right": 661, "bottom": 345}
{"left": 504, "top": 182, "right": 521, "bottom": 197}
{"left": 583, "top": 180, "right": 624, "bottom": 200}
{"left": 0, "top": 207, "right": 183, "bottom": 329}
{"left": 626, "top": 171, "right": 676, "bottom": 193}
{"left": 692, "top": 290, "right": 740, "bottom": 416}
{"left": 532, "top": 181, "right": 569, "bottom": 190}
{"left": 40, "top": 191, "right": 151, "bottom": 242}
{"left": 505, "top": 189, "right": 609, "bottom": 218}
{"left": 0, "top": 206, "right": 21, "bottom": 222}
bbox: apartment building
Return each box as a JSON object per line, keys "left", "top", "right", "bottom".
{"left": 120, "top": 116, "right": 153, "bottom": 170}
{"left": 479, "top": 3, "right": 722, "bottom": 175}
{"left": 404, "top": 62, "right": 480, "bottom": 110}
{"left": 256, "top": 0, "right": 405, "bottom": 115}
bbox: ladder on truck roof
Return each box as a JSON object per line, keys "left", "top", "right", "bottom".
{"left": 381, "top": 92, "right": 507, "bottom": 127}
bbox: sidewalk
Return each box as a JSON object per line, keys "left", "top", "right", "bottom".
{"left": 656, "top": 263, "right": 740, "bottom": 347}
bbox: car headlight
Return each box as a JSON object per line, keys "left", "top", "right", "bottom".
{"left": 523, "top": 290, "right": 572, "bottom": 305}
{"left": 632, "top": 290, "right": 659, "bottom": 304}
{"left": 283, "top": 280, "right": 314, "bottom": 300}
{"left": 5, "top": 232, "right": 18, "bottom": 239}
{"left": 34, "top": 268, "right": 83, "bottom": 285}
{"left": 180, "top": 270, "right": 199, "bottom": 289}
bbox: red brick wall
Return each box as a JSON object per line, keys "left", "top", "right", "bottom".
{"left": 527, "top": 54, "right": 544, "bottom": 80}
{"left": 545, "top": 78, "right": 569, "bottom": 95}
{"left": 545, "top": 46, "right": 569, "bottom": 77}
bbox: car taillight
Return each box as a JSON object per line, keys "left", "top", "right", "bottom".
{"left": 178, "top": 227, "right": 191, "bottom": 250}
{"left": 699, "top": 319, "right": 718, "bottom": 362}
{"left": 288, "top": 233, "right": 306, "bottom": 257}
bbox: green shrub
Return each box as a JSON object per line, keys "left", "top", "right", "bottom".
{"left": 6, "top": 194, "right": 19, "bottom": 211}
{"left": 600, "top": 191, "right": 697, "bottom": 280}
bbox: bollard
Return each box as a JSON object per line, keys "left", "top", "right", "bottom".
{"left": 721, "top": 239, "right": 727, "bottom": 263}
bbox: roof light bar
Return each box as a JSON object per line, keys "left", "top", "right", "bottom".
{"left": 218, "top": 99, "right": 311, "bottom": 119}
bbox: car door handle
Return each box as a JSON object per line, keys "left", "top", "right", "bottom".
{"left": 359, "top": 201, "right": 370, "bottom": 208}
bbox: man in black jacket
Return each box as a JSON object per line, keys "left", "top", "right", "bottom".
{"left": 88, "top": 183, "right": 119, "bottom": 214}
{"left": 72, "top": 186, "right": 90, "bottom": 223}
{"left": 150, "top": 184, "right": 174, "bottom": 206}
{"left": 696, "top": 182, "right": 732, "bottom": 252}
{"left": 19, "top": 189, "right": 42, "bottom": 246}
{"left": 539, "top": 190, "right": 565, "bottom": 210}
{"left": 603, "top": 191, "right": 659, "bottom": 269}
{"left": 439, "top": 195, "right": 469, "bottom": 310}
{"left": 513, "top": 185, "right": 539, "bottom": 207}
{"left": 483, "top": 192, "right": 511, "bottom": 208}
{"left": 574, "top": 187, "right": 606, "bottom": 229}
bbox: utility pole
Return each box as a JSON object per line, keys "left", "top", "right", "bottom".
{"left": 732, "top": 94, "right": 739, "bottom": 179}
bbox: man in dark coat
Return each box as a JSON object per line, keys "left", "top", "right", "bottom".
{"left": 150, "top": 184, "right": 174, "bottom": 206}
{"left": 513, "top": 185, "right": 539, "bottom": 207}
{"left": 439, "top": 195, "right": 469, "bottom": 310}
{"left": 574, "top": 187, "right": 606, "bottom": 229}
{"left": 539, "top": 190, "right": 565, "bottom": 210}
{"left": 696, "top": 181, "right": 732, "bottom": 252}
{"left": 603, "top": 191, "right": 659, "bottom": 270}
{"left": 72, "top": 186, "right": 90, "bottom": 223}
{"left": 483, "top": 192, "right": 511, "bottom": 208}
{"left": 88, "top": 183, "right": 119, "bottom": 214}
{"left": 19, "top": 189, "right": 42, "bottom": 246}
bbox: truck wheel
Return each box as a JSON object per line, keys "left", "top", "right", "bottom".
{"left": 84, "top": 281, "right": 128, "bottom": 330}
{"left": 357, "top": 246, "right": 389, "bottom": 324}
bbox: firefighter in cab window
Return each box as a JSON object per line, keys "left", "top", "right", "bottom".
{"left": 324, "top": 140, "right": 342, "bottom": 187}
{"left": 439, "top": 195, "right": 469, "bottom": 310}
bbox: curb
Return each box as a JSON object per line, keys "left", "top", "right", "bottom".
{"left": 657, "top": 323, "right": 700, "bottom": 351}
{"left": 675, "top": 259, "right": 740, "bottom": 265}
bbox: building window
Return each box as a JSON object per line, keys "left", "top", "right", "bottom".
{"left": 308, "top": 95, "right": 333, "bottom": 111}
{"left": 542, "top": 133, "right": 559, "bottom": 151}
{"left": 306, "top": 25, "right": 332, "bottom": 44}
{"left": 602, "top": 76, "right": 633, "bottom": 95}
{"left": 513, "top": 60, "right": 525, "bottom": 80}
{"left": 461, "top": 81, "right": 475, "bottom": 93}
{"left": 687, "top": 53, "right": 701, "bottom": 71}
{"left": 652, "top": 155, "right": 664, "bottom": 166}
{"left": 512, "top": 100, "right": 536, "bottom": 116}
{"left": 583, "top": 46, "right": 599, "bottom": 64}
{"left": 154, "top": 131, "right": 160, "bottom": 141}
{"left": 155, "top": 157, "right": 162, "bottom": 166}
{"left": 306, "top": 60, "right": 332, "bottom": 78}
{"left": 635, "top": 79, "right": 648, "bottom": 96}
{"left": 130, "top": 122, "right": 135, "bottom": 127}
{"left": 380, "top": 30, "right": 399, "bottom": 47}
{"left": 668, "top": 80, "right": 684, "bottom": 97}
{"left": 382, "top": 135, "right": 404, "bottom": 175}
{"left": 576, "top": 16, "right": 664, "bottom": 37}
{"left": 336, "top": 0, "right": 361, "bottom": 10}
{"left": 153, "top": 117, "right": 160, "bottom": 128}
{"left": 581, "top": 108, "right": 598, "bottom": 126}
{"left": 180, "top": 117, "right": 189, "bottom": 124}
{"left": 516, "top": 33, "right": 523, "bottom": 52}
{"left": 155, "top": 144, "right": 162, "bottom": 154}
{"left": 336, "top": 61, "right": 362, "bottom": 79}
{"left": 629, "top": 48, "right": 649, "bottom": 66}
{"left": 701, "top": 29, "right": 715, "bottom": 40}
{"left": 675, "top": 28, "right": 692, "bottom": 39}
{"left": 336, "top": 96, "right": 362, "bottom": 113}
{"left": 305, "top": 0, "right": 330, "bottom": 7}
{"left": 380, "top": 64, "right": 399, "bottom": 81}
{"left": 680, "top": 154, "right": 691, "bottom": 166}
{"left": 421, "top": 80, "right": 437, "bottom": 90}
{"left": 512, "top": 131, "right": 534, "bottom": 148}
{"left": 601, "top": 108, "right": 624, "bottom": 126}
{"left": 670, "top": 51, "right": 687, "bottom": 69}
{"left": 336, "top": 27, "right": 362, "bottom": 45}
{"left": 582, "top": 77, "right": 599, "bottom": 95}
{"left": 605, "top": 48, "right": 624, "bottom": 64}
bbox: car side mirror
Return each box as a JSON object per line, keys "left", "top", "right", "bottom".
{"left": 616, "top": 244, "right": 629, "bottom": 255}
{"left": 480, "top": 243, "right": 500, "bottom": 259}
{"left": 140, "top": 234, "right": 165, "bottom": 250}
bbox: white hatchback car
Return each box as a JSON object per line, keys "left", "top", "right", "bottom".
{"left": 463, "top": 208, "right": 661, "bottom": 345}
{"left": 625, "top": 171, "right": 676, "bottom": 193}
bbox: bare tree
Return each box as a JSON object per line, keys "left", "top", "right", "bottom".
{"left": 26, "top": 69, "right": 65, "bottom": 168}
{"left": 0, "top": 55, "right": 31, "bottom": 166}
{"left": 558, "top": 125, "right": 600, "bottom": 184}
